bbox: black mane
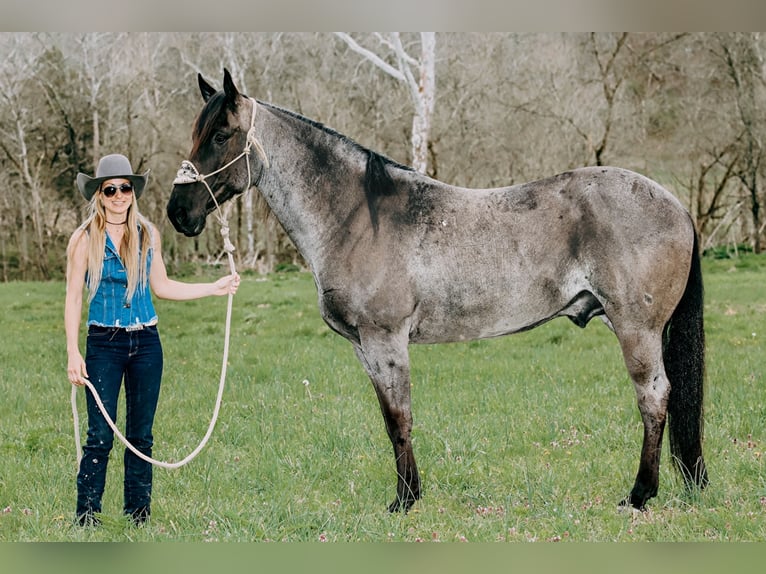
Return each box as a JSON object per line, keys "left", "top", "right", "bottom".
{"left": 192, "top": 91, "right": 229, "bottom": 157}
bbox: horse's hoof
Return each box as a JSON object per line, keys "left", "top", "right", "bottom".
{"left": 618, "top": 496, "right": 647, "bottom": 512}
{"left": 387, "top": 494, "right": 418, "bottom": 513}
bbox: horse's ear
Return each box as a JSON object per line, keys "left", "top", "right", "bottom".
{"left": 222, "top": 68, "right": 240, "bottom": 105}
{"left": 198, "top": 74, "right": 217, "bottom": 102}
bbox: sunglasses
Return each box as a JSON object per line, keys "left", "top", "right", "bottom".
{"left": 101, "top": 183, "right": 134, "bottom": 198}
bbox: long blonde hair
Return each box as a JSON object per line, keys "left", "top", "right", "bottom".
{"left": 71, "top": 190, "right": 154, "bottom": 303}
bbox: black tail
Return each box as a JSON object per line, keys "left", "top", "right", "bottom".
{"left": 663, "top": 226, "right": 708, "bottom": 489}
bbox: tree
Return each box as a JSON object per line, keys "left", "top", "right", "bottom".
{"left": 0, "top": 34, "right": 56, "bottom": 278}
{"left": 713, "top": 33, "right": 766, "bottom": 253}
{"left": 334, "top": 33, "right": 436, "bottom": 174}
{"left": 675, "top": 143, "right": 740, "bottom": 248}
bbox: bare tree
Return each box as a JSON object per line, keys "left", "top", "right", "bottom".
{"left": 581, "top": 32, "right": 629, "bottom": 166}
{"left": 713, "top": 33, "right": 766, "bottom": 253}
{"left": 0, "top": 34, "right": 53, "bottom": 278}
{"left": 335, "top": 32, "right": 436, "bottom": 174}
{"left": 73, "top": 33, "right": 116, "bottom": 169}
{"left": 674, "top": 143, "right": 740, "bottom": 247}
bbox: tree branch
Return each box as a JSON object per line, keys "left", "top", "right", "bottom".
{"left": 334, "top": 33, "right": 405, "bottom": 82}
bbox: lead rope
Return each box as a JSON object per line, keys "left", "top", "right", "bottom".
{"left": 71, "top": 98, "right": 266, "bottom": 469}
{"left": 71, "top": 223, "right": 235, "bottom": 470}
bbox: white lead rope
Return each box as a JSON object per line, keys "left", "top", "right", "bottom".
{"left": 71, "top": 231, "right": 235, "bottom": 469}
{"left": 71, "top": 98, "right": 266, "bottom": 469}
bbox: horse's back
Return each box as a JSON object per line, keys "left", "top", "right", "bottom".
{"left": 497, "top": 166, "right": 688, "bottom": 231}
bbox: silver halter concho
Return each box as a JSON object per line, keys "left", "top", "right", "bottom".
{"left": 173, "top": 97, "right": 269, "bottom": 271}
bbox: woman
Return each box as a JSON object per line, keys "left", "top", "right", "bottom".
{"left": 65, "top": 154, "right": 240, "bottom": 526}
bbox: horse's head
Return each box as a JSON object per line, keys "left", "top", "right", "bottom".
{"left": 167, "top": 68, "right": 266, "bottom": 236}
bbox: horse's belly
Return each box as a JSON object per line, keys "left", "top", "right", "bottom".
{"left": 411, "top": 317, "right": 541, "bottom": 344}
{"left": 409, "top": 290, "right": 564, "bottom": 344}
{"left": 407, "top": 242, "right": 582, "bottom": 343}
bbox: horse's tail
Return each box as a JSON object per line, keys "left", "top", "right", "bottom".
{"left": 663, "top": 224, "right": 708, "bottom": 490}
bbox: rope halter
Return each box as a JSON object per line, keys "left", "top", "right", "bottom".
{"left": 173, "top": 97, "right": 269, "bottom": 264}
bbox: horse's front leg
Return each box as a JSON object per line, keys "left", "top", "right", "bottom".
{"left": 354, "top": 324, "right": 420, "bottom": 512}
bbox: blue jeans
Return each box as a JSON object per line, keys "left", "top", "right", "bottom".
{"left": 76, "top": 325, "right": 163, "bottom": 519}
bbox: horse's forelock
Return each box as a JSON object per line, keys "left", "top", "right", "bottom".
{"left": 190, "top": 91, "right": 253, "bottom": 159}
{"left": 190, "top": 92, "right": 227, "bottom": 158}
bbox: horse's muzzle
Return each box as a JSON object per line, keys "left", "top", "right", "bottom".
{"left": 167, "top": 201, "right": 206, "bottom": 237}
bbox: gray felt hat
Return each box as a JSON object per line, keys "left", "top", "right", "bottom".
{"left": 76, "top": 154, "right": 150, "bottom": 201}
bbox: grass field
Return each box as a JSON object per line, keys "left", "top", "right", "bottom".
{"left": 1, "top": 253, "right": 765, "bottom": 543}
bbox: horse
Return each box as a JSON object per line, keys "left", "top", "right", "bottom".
{"left": 167, "top": 69, "right": 708, "bottom": 512}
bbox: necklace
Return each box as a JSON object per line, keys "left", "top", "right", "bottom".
{"left": 106, "top": 220, "right": 127, "bottom": 225}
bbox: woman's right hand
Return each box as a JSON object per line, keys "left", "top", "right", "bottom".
{"left": 67, "top": 351, "right": 89, "bottom": 387}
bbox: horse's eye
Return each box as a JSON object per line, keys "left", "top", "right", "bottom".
{"left": 213, "top": 132, "right": 229, "bottom": 145}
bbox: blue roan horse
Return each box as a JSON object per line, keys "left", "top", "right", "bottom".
{"left": 167, "top": 70, "right": 707, "bottom": 512}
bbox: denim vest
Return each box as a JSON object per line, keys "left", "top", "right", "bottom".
{"left": 87, "top": 231, "right": 157, "bottom": 328}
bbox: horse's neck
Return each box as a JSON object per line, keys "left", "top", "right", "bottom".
{"left": 257, "top": 107, "right": 367, "bottom": 264}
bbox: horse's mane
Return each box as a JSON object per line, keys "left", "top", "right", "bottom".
{"left": 195, "top": 95, "right": 416, "bottom": 232}
{"left": 261, "top": 102, "right": 414, "bottom": 232}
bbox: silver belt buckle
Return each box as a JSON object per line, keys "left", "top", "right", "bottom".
{"left": 125, "top": 323, "right": 144, "bottom": 332}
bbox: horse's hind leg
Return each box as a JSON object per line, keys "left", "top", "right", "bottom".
{"left": 616, "top": 328, "right": 670, "bottom": 510}
{"left": 354, "top": 324, "right": 420, "bottom": 512}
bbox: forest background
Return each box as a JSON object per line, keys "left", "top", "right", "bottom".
{"left": 1, "top": 32, "right": 765, "bottom": 280}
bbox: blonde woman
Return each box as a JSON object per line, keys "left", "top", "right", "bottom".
{"left": 65, "top": 154, "right": 240, "bottom": 526}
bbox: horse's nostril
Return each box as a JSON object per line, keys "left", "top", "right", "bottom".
{"left": 167, "top": 204, "right": 187, "bottom": 229}
{"left": 167, "top": 201, "right": 205, "bottom": 236}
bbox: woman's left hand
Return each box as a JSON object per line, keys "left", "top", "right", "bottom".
{"left": 213, "top": 272, "right": 241, "bottom": 296}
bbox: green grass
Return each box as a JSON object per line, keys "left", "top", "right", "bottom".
{"left": 1, "top": 254, "right": 765, "bottom": 542}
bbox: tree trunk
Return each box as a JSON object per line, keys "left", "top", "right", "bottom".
{"left": 336, "top": 32, "right": 437, "bottom": 174}
{"left": 410, "top": 33, "right": 436, "bottom": 174}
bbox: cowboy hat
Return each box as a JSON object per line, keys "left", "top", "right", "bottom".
{"left": 76, "top": 154, "right": 150, "bottom": 201}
